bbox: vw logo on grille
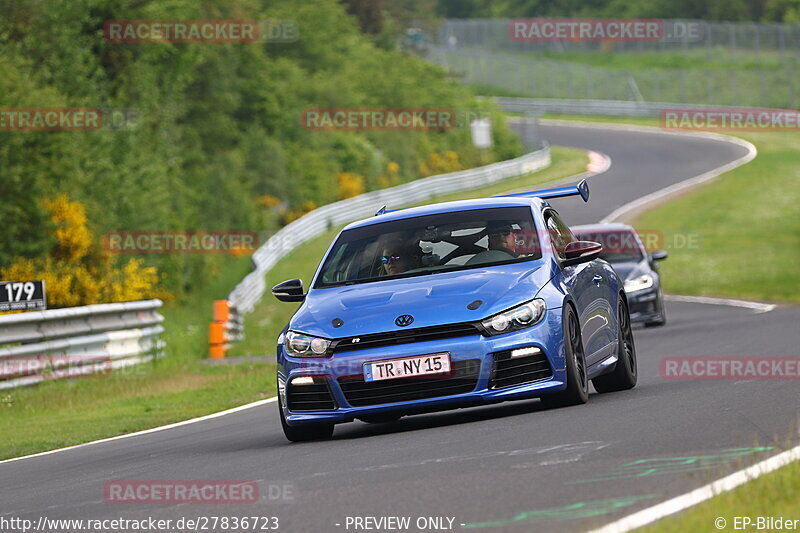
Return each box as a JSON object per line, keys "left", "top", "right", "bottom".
{"left": 395, "top": 314, "right": 414, "bottom": 327}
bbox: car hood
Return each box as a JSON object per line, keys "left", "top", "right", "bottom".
{"left": 290, "top": 260, "right": 552, "bottom": 339}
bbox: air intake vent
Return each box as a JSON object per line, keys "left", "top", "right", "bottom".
{"left": 490, "top": 349, "right": 552, "bottom": 389}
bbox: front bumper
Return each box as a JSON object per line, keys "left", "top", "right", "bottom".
{"left": 626, "top": 286, "right": 663, "bottom": 323}
{"left": 278, "top": 308, "right": 567, "bottom": 426}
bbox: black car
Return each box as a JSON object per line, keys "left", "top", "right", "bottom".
{"left": 572, "top": 223, "right": 668, "bottom": 327}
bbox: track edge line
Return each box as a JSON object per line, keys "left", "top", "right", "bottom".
{"left": 0, "top": 396, "right": 278, "bottom": 466}
{"left": 585, "top": 445, "right": 800, "bottom": 533}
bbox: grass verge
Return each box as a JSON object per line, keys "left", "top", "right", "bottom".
{"left": 641, "top": 452, "right": 800, "bottom": 533}
{"left": 632, "top": 128, "right": 800, "bottom": 303}
{"left": 0, "top": 146, "right": 588, "bottom": 460}
{"left": 0, "top": 257, "right": 278, "bottom": 461}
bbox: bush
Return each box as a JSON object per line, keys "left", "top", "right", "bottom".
{"left": 0, "top": 195, "right": 168, "bottom": 308}
{"left": 0, "top": 0, "right": 523, "bottom": 301}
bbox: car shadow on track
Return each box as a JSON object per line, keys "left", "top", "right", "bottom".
{"left": 327, "top": 397, "right": 563, "bottom": 441}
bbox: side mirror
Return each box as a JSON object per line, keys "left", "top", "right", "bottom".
{"left": 650, "top": 250, "right": 669, "bottom": 261}
{"left": 562, "top": 241, "right": 603, "bottom": 267}
{"left": 272, "top": 279, "right": 305, "bottom": 303}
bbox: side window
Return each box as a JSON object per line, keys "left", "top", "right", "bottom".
{"left": 544, "top": 210, "right": 575, "bottom": 259}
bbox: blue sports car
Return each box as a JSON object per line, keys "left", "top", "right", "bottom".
{"left": 272, "top": 180, "right": 637, "bottom": 441}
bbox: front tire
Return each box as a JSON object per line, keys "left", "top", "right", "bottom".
{"left": 593, "top": 296, "right": 638, "bottom": 392}
{"left": 541, "top": 304, "right": 589, "bottom": 408}
{"left": 279, "top": 402, "right": 334, "bottom": 442}
{"left": 644, "top": 289, "right": 667, "bottom": 328}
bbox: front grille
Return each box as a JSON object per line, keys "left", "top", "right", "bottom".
{"left": 332, "top": 323, "right": 481, "bottom": 354}
{"left": 338, "top": 359, "right": 481, "bottom": 407}
{"left": 490, "top": 349, "right": 552, "bottom": 389}
{"left": 286, "top": 381, "right": 336, "bottom": 411}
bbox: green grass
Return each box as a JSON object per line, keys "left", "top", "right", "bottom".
{"left": 542, "top": 114, "right": 661, "bottom": 127}
{"left": 0, "top": 361, "right": 277, "bottom": 460}
{"left": 538, "top": 49, "right": 790, "bottom": 72}
{"left": 442, "top": 47, "right": 798, "bottom": 107}
{"left": 641, "top": 454, "right": 800, "bottom": 533}
{"left": 635, "top": 130, "right": 800, "bottom": 303}
{"left": 630, "top": 128, "right": 798, "bottom": 303}
{"left": 0, "top": 146, "right": 588, "bottom": 460}
{"left": 0, "top": 255, "right": 279, "bottom": 460}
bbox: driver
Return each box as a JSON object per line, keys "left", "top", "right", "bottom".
{"left": 465, "top": 221, "right": 519, "bottom": 266}
{"left": 487, "top": 222, "right": 518, "bottom": 257}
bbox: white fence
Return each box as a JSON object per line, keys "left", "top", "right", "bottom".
{"left": 228, "top": 145, "right": 552, "bottom": 313}
{"left": 0, "top": 299, "right": 164, "bottom": 389}
{"left": 493, "top": 96, "right": 773, "bottom": 117}
{"left": 428, "top": 44, "right": 799, "bottom": 108}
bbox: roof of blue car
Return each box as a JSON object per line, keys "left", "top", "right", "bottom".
{"left": 344, "top": 196, "right": 547, "bottom": 231}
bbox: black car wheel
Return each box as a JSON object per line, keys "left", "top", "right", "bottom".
{"left": 541, "top": 304, "right": 589, "bottom": 408}
{"left": 278, "top": 400, "right": 334, "bottom": 442}
{"left": 593, "top": 296, "right": 638, "bottom": 392}
{"left": 644, "top": 289, "right": 667, "bottom": 327}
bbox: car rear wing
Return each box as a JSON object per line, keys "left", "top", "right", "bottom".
{"left": 375, "top": 205, "right": 401, "bottom": 216}
{"left": 375, "top": 179, "right": 589, "bottom": 216}
{"left": 493, "top": 179, "right": 590, "bottom": 203}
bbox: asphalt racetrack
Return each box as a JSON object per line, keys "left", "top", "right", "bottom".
{"left": 3, "top": 121, "right": 799, "bottom": 533}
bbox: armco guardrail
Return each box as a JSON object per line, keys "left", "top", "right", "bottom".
{"left": 0, "top": 299, "right": 164, "bottom": 389}
{"left": 228, "top": 145, "right": 551, "bottom": 314}
{"left": 492, "top": 97, "right": 771, "bottom": 118}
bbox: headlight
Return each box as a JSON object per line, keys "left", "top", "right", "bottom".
{"left": 624, "top": 274, "right": 655, "bottom": 293}
{"left": 481, "top": 299, "right": 546, "bottom": 336}
{"left": 285, "top": 331, "right": 332, "bottom": 357}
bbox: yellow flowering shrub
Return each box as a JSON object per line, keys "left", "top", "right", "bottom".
{"left": 0, "top": 195, "right": 168, "bottom": 309}
{"left": 42, "top": 194, "right": 92, "bottom": 263}
{"left": 419, "top": 151, "right": 463, "bottom": 177}
{"left": 257, "top": 194, "right": 282, "bottom": 209}
{"left": 336, "top": 172, "right": 365, "bottom": 200}
{"left": 282, "top": 200, "right": 318, "bottom": 224}
{"left": 444, "top": 150, "right": 460, "bottom": 167}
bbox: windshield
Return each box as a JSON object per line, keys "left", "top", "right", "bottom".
{"left": 315, "top": 207, "right": 541, "bottom": 288}
{"left": 573, "top": 229, "right": 644, "bottom": 264}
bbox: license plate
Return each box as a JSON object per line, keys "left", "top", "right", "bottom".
{"left": 363, "top": 353, "right": 451, "bottom": 382}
